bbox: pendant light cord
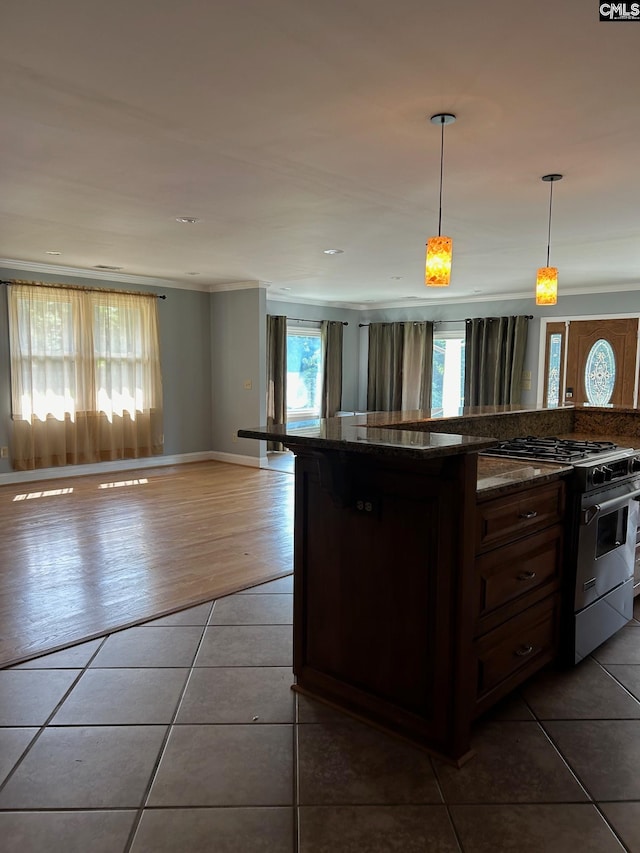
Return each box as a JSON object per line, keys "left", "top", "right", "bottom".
{"left": 438, "top": 117, "right": 445, "bottom": 237}
{"left": 546, "top": 180, "right": 554, "bottom": 266}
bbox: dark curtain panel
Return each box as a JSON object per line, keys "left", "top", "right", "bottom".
{"left": 367, "top": 321, "right": 433, "bottom": 412}
{"left": 321, "top": 320, "right": 343, "bottom": 418}
{"left": 266, "top": 314, "right": 287, "bottom": 451}
{"left": 464, "top": 315, "right": 529, "bottom": 406}
{"left": 402, "top": 321, "right": 433, "bottom": 410}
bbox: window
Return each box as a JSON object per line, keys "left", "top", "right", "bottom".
{"left": 432, "top": 332, "right": 465, "bottom": 415}
{"left": 8, "top": 283, "right": 163, "bottom": 470}
{"left": 286, "top": 327, "right": 323, "bottom": 421}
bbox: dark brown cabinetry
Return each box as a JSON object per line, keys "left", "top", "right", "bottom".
{"left": 473, "top": 480, "right": 565, "bottom": 716}
{"left": 285, "top": 441, "right": 566, "bottom": 763}
{"left": 291, "top": 446, "right": 478, "bottom": 763}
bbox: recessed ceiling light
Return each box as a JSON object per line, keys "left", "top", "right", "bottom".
{"left": 94, "top": 264, "right": 123, "bottom": 271}
{"left": 390, "top": 276, "right": 402, "bottom": 280}
{"left": 280, "top": 287, "right": 292, "bottom": 291}
{"left": 323, "top": 248, "right": 344, "bottom": 255}
{"left": 186, "top": 272, "right": 200, "bottom": 275}
{"left": 176, "top": 217, "right": 199, "bottom": 224}
{"left": 45, "top": 250, "right": 62, "bottom": 255}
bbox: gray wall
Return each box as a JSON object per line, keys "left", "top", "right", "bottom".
{"left": 211, "top": 287, "right": 267, "bottom": 459}
{"left": 266, "top": 298, "right": 360, "bottom": 411}
{"left": 0, "top": 268, "right": 213, "bottom": 474}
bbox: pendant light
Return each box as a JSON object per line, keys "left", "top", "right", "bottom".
{"left": 425, "top": 113, "right": 456, "bottom": 287}
{"left": 536, "top": 173, "right": 563, "bottom": 306}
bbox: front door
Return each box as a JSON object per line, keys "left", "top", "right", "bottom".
{"left": 542, "top": 318, "right": 639, "bottom": 407}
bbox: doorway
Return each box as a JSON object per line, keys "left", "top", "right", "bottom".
{"left": 541, "top": 317, "right": 639, "bottom": 408}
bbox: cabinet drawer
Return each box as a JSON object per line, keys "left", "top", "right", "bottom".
{"left": 474, "top": 596, "right": 558, "bottom": 701}
{"left": 474, "top": 524, "right": 563, "bottom": 634}
{"left": 476, "top": 481, "right": 565, "bottom": 552}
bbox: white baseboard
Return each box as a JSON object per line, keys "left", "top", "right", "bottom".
{"left": 209, "top": 451, "right": 269, "bottom": 468}
{"left": 0, "top": 450, "right": 267, "bottom": 486}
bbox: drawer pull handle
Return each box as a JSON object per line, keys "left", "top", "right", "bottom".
{"left": 514, "top": 643, "right": 534, "bottom": 657}
{"left": 519, "top": 510, "right": 538, "bottom": 519}
{"left": 517, "top": 570, "right": 537, "bottom": 581}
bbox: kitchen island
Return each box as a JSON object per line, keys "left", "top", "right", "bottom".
{"left": 239, "top": 413, "right": 571, "bottom": 763}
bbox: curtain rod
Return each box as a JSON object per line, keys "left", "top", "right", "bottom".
{"left": 0, "top": 279, "right": 167, "bottom": 299}
{"left": 288, "top": 316, "right": 348, "bottom": 325}
{"left": 358, "top": 315, "right": 533, "bottom": 327}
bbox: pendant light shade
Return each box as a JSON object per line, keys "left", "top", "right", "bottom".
{"left": 535, "top": 267, "right": 558, "bottom": 305}
{"left": 425, "top": 113, "right": 456, "bottom": 288}
{"left": 536, "top": 174, "right": 563, "bottom": 306}
{"left": 425, "top": 236, "right": 453, "bottom": 286}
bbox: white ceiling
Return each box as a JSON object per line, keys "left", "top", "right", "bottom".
{"left": 1, "top": 0, "right": 639, "bottom": 308}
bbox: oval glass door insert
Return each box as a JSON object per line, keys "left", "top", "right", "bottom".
{"left": 584, "top": 338, "right": 616, "bottom": 405}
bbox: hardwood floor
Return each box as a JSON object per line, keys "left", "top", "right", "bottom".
{"left": 0, "top": 461, "right": 294, "bottom": 668}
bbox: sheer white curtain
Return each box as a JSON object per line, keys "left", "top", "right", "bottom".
{"left": 8, "top": 282, "right": 163, "bottom": 471}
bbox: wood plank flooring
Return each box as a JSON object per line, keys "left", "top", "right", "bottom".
{"left": 0, "top": 461, "right": 294, "bottom": 668}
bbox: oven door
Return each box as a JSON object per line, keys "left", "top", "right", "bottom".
{"left": 574, "top": 490, "right": 639, "bottom": 611}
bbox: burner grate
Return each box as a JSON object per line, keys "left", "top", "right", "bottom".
{"left": 484, "top": 436, "right": 618, "bottom": 464}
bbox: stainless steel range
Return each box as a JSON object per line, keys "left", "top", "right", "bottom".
{"left": 484, "top": 436, "right": 640, "bottom": 663}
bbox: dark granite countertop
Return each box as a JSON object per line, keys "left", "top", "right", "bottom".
{"left": 238, "top": 416, "right": 497, "bottom": 460}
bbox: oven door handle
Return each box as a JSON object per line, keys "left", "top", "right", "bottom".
{"left": 581, "top": 492, "right": 640, "bottom": 526}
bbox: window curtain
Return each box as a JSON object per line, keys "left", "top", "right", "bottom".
{"left": 464, "top": 315, "right": 529, "bottom": 406}
{"left": 266, "top": 314, "right": 287, "bottom": 451}
{"left": 366, "top": 321, "right": 433, "bottom": 412}
{"left": 8, "top": 282, "right": 163, "bottom": 471}
{"left": 320, "top": 320, "right": 343, "bottom": 418}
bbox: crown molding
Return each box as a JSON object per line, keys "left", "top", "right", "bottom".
{"left": 0, "top": 258, "right": 212, "bottom": 292}
{"left": 207, "top": 280, "right": 270, "bottom": 293}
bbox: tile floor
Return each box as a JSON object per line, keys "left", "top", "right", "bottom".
{"left": 1, "top": 580, "right": 639, "bottom": 852}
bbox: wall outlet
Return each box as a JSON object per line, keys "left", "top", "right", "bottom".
{"left": 521, "top": 370, "right": 532, "bottom": 391}
{"left": 243, "top": 379, "right": 252, "bottom": 391}
{"left": 232, "top": 433, "right": 239, "bottom": 443}
{"left": 0, "top": 446, "right": 8, "bottom": 459}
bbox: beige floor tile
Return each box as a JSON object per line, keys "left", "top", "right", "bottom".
{"left": 600, "top": 801, "right": 640, "bottom": 852}
{"left": 148, "top": 724, "right": 293, "bottom": 806}
{"left": 11, "top": 639, "right": 103, "bottom": 669}
{"left": 522, "top": 658, "right": 640, "bottom": 719}
{"left": 238, "top": 576, "right": 293, "bottom": 594}
{"left": 195, "top": 625, "right": 292, "bottom": 667}
{"left": 297, "top": 722, "right": 442, "bottom": 805}
{"left": 90, "top": 626, "right": 204, "bottom": 668}
{"left": 544, "top": 719, "right": 640, "bottom": 800}
{"left": 0, "top": 729, "right": 38, "bottom": 784}
{"left": 0, "top": 670, "right": 80, "bottom": 725}
{"left": 298, "top": 805, "right": 460, "bottom": 852}
{"left": 209, "top": 594, "right": 292, "bottom": 625}
{"left": 176, "top": 667, "right": 294, "bottom": 724}
{"left": 131, "top": 807, "right": 294, "bottom": 852}
{"left": 0, "top": 725, "right": 167, "bottom": 809}
{"left": 449, "top": 804, "right": 624, "bottom": 852}
{"left": 592, "top": 625, "right": 640, "bottom": 665}
{"left": 52, "top": 668, "right": 189, "bottom": 724}
{"left": 143, "top": 602, "right": 213, "bottom": 627}
{"left": 434, "top": 722, "right": 589, "bottom": 804}
{"left": 0, "top": 811, "right": 136, "bottom": 853}
{"left": 478, "top": 691, "right": 535, "bottom": 722}
{"left": 296, "top": 694, "right": 352, "bottom": 724}
{"left": 603, "top": 664, "right": 640, "bottom": 701}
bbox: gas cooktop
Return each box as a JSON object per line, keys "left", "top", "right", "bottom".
{"left": 483, "top": 436, "right": 619, "bottom": 463}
